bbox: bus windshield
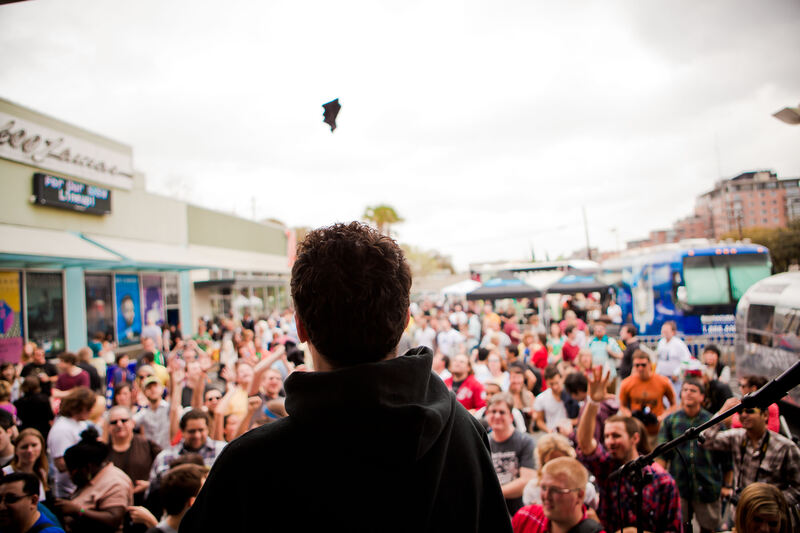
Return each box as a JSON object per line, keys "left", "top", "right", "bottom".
{"left": 683, "top": 254, "right": 771, "bottom": 306}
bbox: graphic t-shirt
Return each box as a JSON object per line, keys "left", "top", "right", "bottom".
{"left": 619, "top": 374, "right": 675, "bottom": 418}
{"left": 489, "top": 431, "right": 535, "bottom": 515}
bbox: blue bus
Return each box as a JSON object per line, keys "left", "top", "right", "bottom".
{"left": 602, "top": 241, "right": 772, "bottom": 336}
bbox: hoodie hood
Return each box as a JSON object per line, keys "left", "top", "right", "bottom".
{"left": 284, "top": 346, "right": 454, "bottom": 463}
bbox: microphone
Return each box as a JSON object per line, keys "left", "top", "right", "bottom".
{"left": 739, "top": 360, "right": 800, "bottom": 409}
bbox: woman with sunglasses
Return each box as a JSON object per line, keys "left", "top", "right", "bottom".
{"left": 106, "top": 405, "right": 161, "bottom": 507}
{"left": 2, "top": 429, "right": 51, "bottom": 504}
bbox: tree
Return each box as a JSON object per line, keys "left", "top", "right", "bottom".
{"left": 721, "top": 219, "right": 800, "bottom": 272}
{"left": 401, "top": 244, "right": 455, "bottom": 278}
{"left": 362, "top": 204, "right": 404, "bottom": 236}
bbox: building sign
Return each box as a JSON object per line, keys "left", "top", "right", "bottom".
{"left": 0, "top": 110, "right": 133, "bottom": 190}
{"left": 33, "top": 173, "right": 111, "bottom": 215}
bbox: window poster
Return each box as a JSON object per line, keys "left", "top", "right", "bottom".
{"left": 0, "top": 272, "right": 23, "bottom": 363}
{"left": 25, "top": 272, "right": 65, "bottom": 354}
{"left": 85, "top": 274, "right": 114, "bottom": 341}
{"left": 115, "top": 274, "right": 142, "bottom": 346}
{"left": 141, "top": 274, "right": 164, "bottom": 326}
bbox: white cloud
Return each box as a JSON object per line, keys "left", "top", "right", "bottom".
{"left": 1, "top": 0, "right": 798, "bottom": 270}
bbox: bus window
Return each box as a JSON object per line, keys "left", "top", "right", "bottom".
{"left": 684, "top": 256, "right": 730, "bottom": 305}
{"left": 746, "top": 303, "right": 775, "bottom": 346}
{"left": 730, "top": 256, "right": 772, "bottom": 300}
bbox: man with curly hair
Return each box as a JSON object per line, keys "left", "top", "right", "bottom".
{"left": 182, "top": 222, "right": 511, "bottom": 532}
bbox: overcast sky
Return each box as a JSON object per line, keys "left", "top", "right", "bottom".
{"left": 2, "top": 0, "right": 798, "bottom": 270}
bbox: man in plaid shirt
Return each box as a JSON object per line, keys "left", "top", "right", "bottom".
{"left": 657, "top": 377, "right": 732, "bottom": 533}
{"left": 701, "top": 396, "right": 800, "bottom": 512}
{"left": 577, "top": 367, "right": 682, "bottom": 533}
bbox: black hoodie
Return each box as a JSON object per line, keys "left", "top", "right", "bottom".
{"left": 181, "top": 347, "right": 512, "bottom": 532}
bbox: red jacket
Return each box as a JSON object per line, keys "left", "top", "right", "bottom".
{"left": 444, "top": 374, "right": 486, "bottom": 411}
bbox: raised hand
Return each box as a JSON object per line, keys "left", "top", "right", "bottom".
{"left": 587, "top": 365, "right": 610, "bottom": 403}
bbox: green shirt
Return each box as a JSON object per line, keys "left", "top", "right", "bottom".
{"left": 657, "top": 407, "right": 731, "bottom": 502}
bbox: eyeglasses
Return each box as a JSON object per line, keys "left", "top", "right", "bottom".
{"left": 540, "top": 485, "right": 580, "bottom": 495}
{"left": 110, "top": 418, "right": 130, "bottom": 425}
{"left": 0, "top": 493, "right": 31, "bottom": 504}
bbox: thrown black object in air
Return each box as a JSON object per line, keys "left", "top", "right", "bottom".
{"left": 322, "top": 98, "right": 341, "bottom": 132}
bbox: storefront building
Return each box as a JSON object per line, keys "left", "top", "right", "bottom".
{"left": 0, "top": 98, "right": 288, "bottom": 360}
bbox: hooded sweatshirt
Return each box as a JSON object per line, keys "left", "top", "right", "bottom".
{"left": 180, "top": 347, "right": 512, "bottom": 532}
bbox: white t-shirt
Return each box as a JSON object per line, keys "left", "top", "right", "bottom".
{"left": 533, "top": 388, "right": 568, "bottom": 431}
{"left": 413, "top": 327, "right": 437, "bottom": 350}
{"left": 655, "top": 336, "right": 692, "bottom": 379}
{"left": 436, "top": 329, "right": 465, "bottom": 357}
{"left": 47, "top": 416, "right": 88, "bottom": 498}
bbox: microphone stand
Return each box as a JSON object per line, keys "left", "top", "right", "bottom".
{"left": 608, "top": 360, "right": 800, "bottom": 533}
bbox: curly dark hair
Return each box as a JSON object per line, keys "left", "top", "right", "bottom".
{"left": 64, "top": 427, "right": 109, "bottom": 469}
{"left": 291, "top": 221, "right": 412, "bottom": 367}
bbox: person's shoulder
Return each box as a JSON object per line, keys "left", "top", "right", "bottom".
{"left": 655, "top": 374, "right": 673, "bottom": 388}
{"left": 217, "top": 418, "right": 296, "bottom": 459}
{"left": 770, "top": 429, "right": 800, "bottom": 450}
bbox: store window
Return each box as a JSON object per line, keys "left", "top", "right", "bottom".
{"left": 85, "top": 274, "right": 114, "bottom": 342}
{"left": 163, "top": 273, "right": 181, "bottom": 327}
{"left": 141, "top": 274, "right": 165, "bottom": 326}
{"left": 25, "top": 272, "right": 65, "bottom": 354}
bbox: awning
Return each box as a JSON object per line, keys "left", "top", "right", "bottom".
{"left": 84, "top": 234, "right": 290, "bottom": 273}
{"left": 466, "top": 277, "right": 542, "bottom": 301}
{"left": 546, "top": 271, "right": 610, "bottom": 294}
{"left": 0, "top": 224, "right": 121, "bottom": 268}
{"left": 0, "top": 224, "right": 289, "bottom": 274}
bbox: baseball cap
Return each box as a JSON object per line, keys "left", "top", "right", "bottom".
{"left": 142, "top": 376, "right": 161, "bottom": 388}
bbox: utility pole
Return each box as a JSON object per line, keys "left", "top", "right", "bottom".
{"left": 582, "top": 206, "right": 592, "bottom": 260}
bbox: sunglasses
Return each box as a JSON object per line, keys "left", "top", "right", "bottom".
{"left": 742, "top": 408, "right": 761, "bottom": 415}
{"left": 540, "top": 485, "right": 580, "bottom": 495}
{"left": 110, "top": 418, "right": 130, "bottom": 425}
{"left": 634, "top": 363, "right": 649, "bottom": 368}
{"left": 0, "top": 493, "right": 30, "bottom": 504}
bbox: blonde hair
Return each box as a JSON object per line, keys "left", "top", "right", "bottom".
{"left": 735, "top": 482, "right": 790, "bottom": 533}
{"left": 0, "top": 380, "right": 11, "bottom": 402}
{"left": 541, "top": 456, "right": 588, "bottom": 490}
{"left": 535, "top": 433, "right": 576, "bottom": 470}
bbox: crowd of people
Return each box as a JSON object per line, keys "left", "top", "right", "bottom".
{"left": 403, "top": 298, "right": 800, "bottom": 533}
{"left": 0, "top": 221, "right": 799, "bottom": 532}
{"left": 0, "top": 312, "right": 304, "bottom": 532}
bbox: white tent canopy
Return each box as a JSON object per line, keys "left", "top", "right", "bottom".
{"left": 440, "top": 279, "right": 481, "bottom": 298}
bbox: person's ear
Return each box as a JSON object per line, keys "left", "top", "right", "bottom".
{"left": 295, "top": 313, "right": 309, "bottom": 343}
{"left": 30, "top": 493, "right": 39, "bottom": 507}
{"left": 630, "top": 431, "right": 640, "bottom": 447}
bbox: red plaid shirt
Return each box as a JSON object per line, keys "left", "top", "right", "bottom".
{"left": 512, "top": 505, "right": 604, "bottom": 533}
{"left": 577, "top": 444, "right": 682, "bottom": 533}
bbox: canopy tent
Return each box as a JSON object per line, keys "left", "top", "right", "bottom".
{"left": 545, "top": 271, "right": 610, "bottom": 294}
{"left": 465, "top": 277, "right": 542, "bottom": 301}
{"left": 440, "top": 279, "right": 481, "bottom": 298}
